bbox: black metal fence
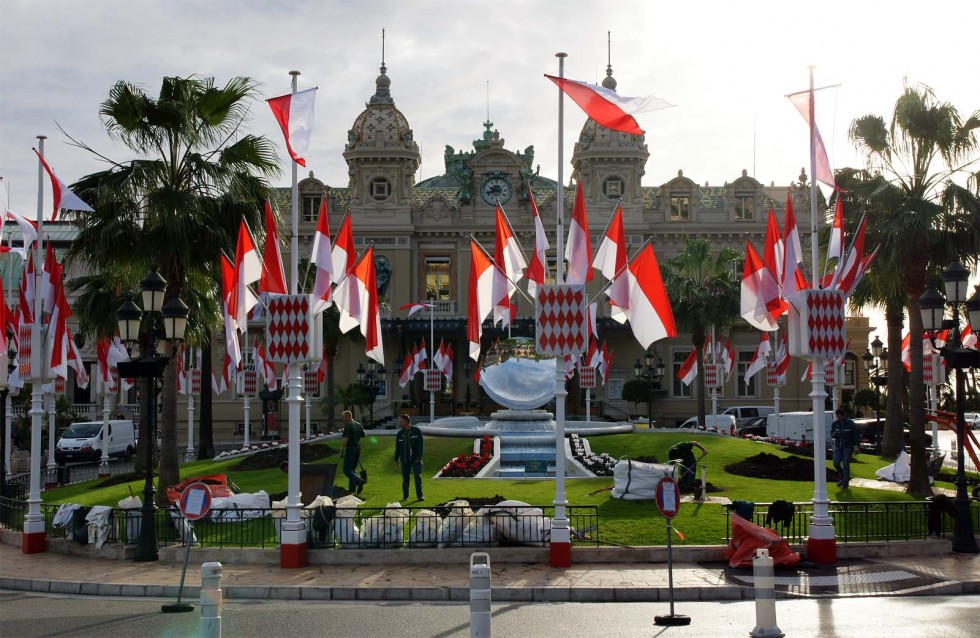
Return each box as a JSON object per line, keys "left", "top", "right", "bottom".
{"left": 724, "top": 499, "right": 980, "bottom": 545}
{"left": 0, "top": 498, "right": 599, "bottom": 550}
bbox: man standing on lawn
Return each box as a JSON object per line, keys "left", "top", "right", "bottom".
{"left": 831, "top": 408, "right": 860, "bottom": 489}
{"left": 394, "top": 414, "right": 425, "bottom": 501}
{"left": 340, "top": 410, "right": 366, "bottom": 495}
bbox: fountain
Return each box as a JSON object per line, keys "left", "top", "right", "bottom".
{"left": 421, "top": 338, "right": 632, "bottom": 478}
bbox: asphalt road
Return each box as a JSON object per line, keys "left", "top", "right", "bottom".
{"left": 1, "top": 591, "right": 976, "bottom": 638}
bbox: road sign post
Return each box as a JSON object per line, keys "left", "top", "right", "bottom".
{"left": 164, "top": 482, "right": 213, "bottom": 613}
{"left": 654, "top": 476, "right": 690, "bottom": 627}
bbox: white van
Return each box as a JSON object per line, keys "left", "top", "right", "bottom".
{"left": 677, "top": 414, "right": 736, "bottom": 435}
{"left": 55, "top": 420, "right": 136, "bottom": 464}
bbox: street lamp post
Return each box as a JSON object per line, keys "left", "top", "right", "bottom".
{"left": 862, "top": 336, "right": 887, "bottom": 454}
{"left": 116, "top": 267, "right": 189, "bottom": 563}
{"left": 918, "top": 261, "right": 979, "bottom": 555}
{"left": 0, "top": 331, "right": 16, "bottom": 503}
{"left": 634, "top": 350, "right": 666, "bottom": 425}
{"left": 356, "top": 361, "right": 386, "bottom": 429}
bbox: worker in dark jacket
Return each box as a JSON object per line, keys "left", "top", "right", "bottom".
{"left": 831, "top": 408, "right": 860, "bottom": 489}
{"left": 393, "top": 414, "right": 425, "bottom": 501}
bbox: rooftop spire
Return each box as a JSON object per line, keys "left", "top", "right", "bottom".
{"left": 602, "top": 30, "right": 617, "bottom": 91}
{"left": 370, "top": 28, "right": 393, "bottom": 104}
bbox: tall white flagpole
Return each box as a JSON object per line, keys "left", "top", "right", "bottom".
{"left": 806, "top": 65, "right": 834, "bottom": 563}
{"left": 429, "top": 304, "right": 435, "bottom": 424}
{"left": 24, "top": 134, "right": 47, "bottom": 553}
{"left": 281, "top": 69, "right": 306, "bottom": 567}
{"left": 550, "top": 51, "right": 571, "bottom": 568}
{"left": 100, "top": 371, "right": 111, "bottom": 476}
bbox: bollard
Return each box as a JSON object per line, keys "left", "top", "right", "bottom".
{"left": 200, "top": 561, "right": 223, "bottom": 638}
{"left": 750, "top": 549, "right": 783, "bottom": 638}
{"left": 469, "top": 552, "right": 491, "bottom": 638}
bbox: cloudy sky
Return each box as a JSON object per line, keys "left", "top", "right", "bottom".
{"left": 3, "top": 0, "right": 978, "bottom": 218}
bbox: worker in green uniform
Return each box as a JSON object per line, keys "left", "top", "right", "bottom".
{"left": 831, "top": 408, "right": 860, "bottom": 489}
{"left": 340, "top": 410, "right": 366, "bottom": 495}
{"left": 668, "top": 440, "right": 707, "bottom": 488}
{"left": 393, "top": 414, "right": 425, "bottom": 501}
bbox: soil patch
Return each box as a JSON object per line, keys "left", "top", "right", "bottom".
{"left": 229, "top": 442, "right": 338, "bottom": 471}
{"left": 726, "top": 452, "right": 841, "bottom": 482}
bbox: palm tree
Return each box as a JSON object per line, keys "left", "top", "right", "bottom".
{"left": 848, "top": 83, "right": 979, "bottom": 494}
{"left": 835, "top": 168, "right": 909, "bottom": 458}
{"left": 662, "top": 238, "right": 741, "bottom": 427}
{"left": 64, "top": 75, "right": 279, "bottom": 501}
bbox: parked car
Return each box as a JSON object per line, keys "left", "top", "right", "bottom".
{"left": 735, "top": 416, "right": 769, "bottom": 437}
{"left": 722, "top": 405, "right": 776, "bottom": 428}
{"left": 677, "top": 414, "right": 736, "bottom": 435}
{"left": 963, "top": 412, "right": 980, "bottom": 430}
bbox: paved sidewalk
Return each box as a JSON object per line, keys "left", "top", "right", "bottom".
{"left": 2, "top": 540, "right": 977, "bottom": 603}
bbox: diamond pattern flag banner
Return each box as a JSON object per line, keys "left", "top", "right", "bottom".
{"left": 424, "top": 368, "right": 442, "bottom": 392}
{"left": 266, "top": 294, "right": 322, "bottom": 363}
{"left": 788, "top": 289, "right": 846, "bottom": 359}
{"left": 579, "top": 365, "right": 596, "bottom": 389}
{"left": 535, "top": 285, "right": 588, "bottom": 356}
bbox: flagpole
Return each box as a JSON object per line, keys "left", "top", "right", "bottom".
{"left": 469, "top": 235, "right": 534, "bottom": 305}
{"left": 550, "top": 51, "right": 571, "bottom": 569}
{"left": 710, "top": 326, "right": 718, "bottom": 421}
{"left": 24, "top": 134, "right": 46, "bottom": 553}
{"left": 806, "top": 65, "right": 834, "bottom": 563}
{"left": 242, "top": 345, "right": 251, "bottom": 448}
{"left": 424, "top": 303, "right": 433, "bottom": 424}
{"left": 282, "top": 69, "right": 306, "bottom": 568}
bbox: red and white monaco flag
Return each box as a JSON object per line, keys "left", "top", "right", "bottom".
{"left": 334, "top": 246, "right": 383, "bottom": 364}
{"left": 399, "top": 302, "right": 432, "bottom": 317}
{"left": 5, "top": 210, "right": 37, "bottom": 259}
{"left": 677, "top": 348, "right": 698, "bottom": 386}
{"left": 545, "top": 75, "right": 674, "bottom": 136}
{"left": 763, "top": 208, "right": 784, "bottom": 284}
{"left": 592, "top": 202, "right": 630, "bottom": 321}
{"left": 564, "top": 182, "right": 593, "bottom": 286}
{"left": 467, "top": 239, "right": 496, "bottom": 360}
{"left": 398, "top": 351, "right": 414, "bottom": 387}
{"left": 259, "top": 201, "right": 287, "bottom": 295}
{"left": 781, "top": 194, "right": 807, "bottom": 306}
{"left": 254, "top": 338, "right": 277, "bottom": 387}
{"left": 33, "top": 148, "right": 94, "bottom": 220}
{"left": 525, "top": 185, "right": 550, "bottom": 298}
{"left": 220, "top": 254, "right": 242, "bottom": 368}
{"left": 622, "top": 243, "right": 677, "bottom": 349}
{"left": 492, "top": 205, "right": 527, "bottom": 326}
{"left": 234, "top": 218, "right": 261, "bottom": 330}
{"left": 827, "top": 195, "right": 845, "bottom": 262}
{"left": 311, "top": 198, "right": 334, "bottom": 310}
{"left": 266, "top": 87, "right": 317, "bottom": 167}
{"left": 744, "top": 333, "right": 771, "bottom": 386}
{"left": 332, "top": 213, "right": 356, "bottom": 283}
{"left": 740, "top": 241, "right": 785, "bottom": 331}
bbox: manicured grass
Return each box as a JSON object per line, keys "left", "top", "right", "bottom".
{"left": 39, "top": 432, "right": 967, "bottom": 547}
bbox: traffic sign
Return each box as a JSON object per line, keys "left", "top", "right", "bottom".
{"left": 655, "top": 476, "right": 680, "bottom": 519}
{"left": 178, "top": 481, "right": 213, "bottom": 521}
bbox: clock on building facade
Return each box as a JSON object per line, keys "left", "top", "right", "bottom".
{"left": 480, "top": 173, "right": 513, "bottom": 206}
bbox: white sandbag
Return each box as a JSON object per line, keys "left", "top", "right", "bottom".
{"left": 334, "top": 494, "right": 365, "bottom": 548}
{"left": 487, "top": 500, "right": 547, "bottom": 545}
{"left": 610, "top": 457, "right": 673, "bottom": 500}
{"left": 360, "top": 502, "right": 409, "bottom": 547}
{"left": 875, "top": 450, "right": 911, "bottom": 482}
{"left": 437, "top": 500, "right": 473, "bottom": 548}
{"left": 209, "top": 491, "right": 271, "bottom": 522}
{"left": 270, "top": 492, "right": 300, "bottom": 518}
{"left": 450, "top": 509, "right": 497, "bottom": 547}
{"left": 410, "top": 509, "right": 442, "bottom": 547}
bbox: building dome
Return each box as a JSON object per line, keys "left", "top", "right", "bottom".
{"left": 346, "top": 63, "right": 416, "bottom": 150}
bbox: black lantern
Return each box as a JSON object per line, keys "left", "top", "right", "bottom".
{"left": 917, "top": 262, "right": 979, "bottom": 555}
{"left": 115, "top": 267, "right": 189, "bottom": 563}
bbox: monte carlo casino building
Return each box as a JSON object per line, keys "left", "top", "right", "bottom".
{"left": 9, "top": 62, "right": 871, "bottom": 443}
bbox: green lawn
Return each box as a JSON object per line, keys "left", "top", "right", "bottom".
{"left": 39, "top": 432, "right": 966, "bottom": 547}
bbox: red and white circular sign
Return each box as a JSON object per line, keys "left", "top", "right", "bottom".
{"left": 655, "top": 476, "right": 681, "bottom": 519}
{"left": 178, "top": 481, "right": 213, "bottom": 521}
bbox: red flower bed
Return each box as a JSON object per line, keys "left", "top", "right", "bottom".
{"left": 440, "top": 435, "right": 494, "bottom": 478}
